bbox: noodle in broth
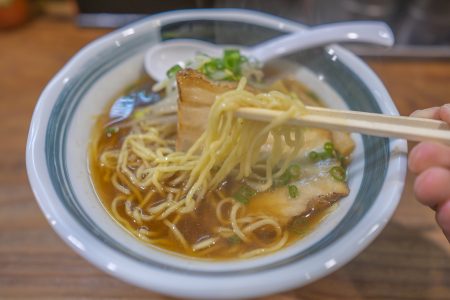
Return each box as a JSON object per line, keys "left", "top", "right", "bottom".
{"left": 90, "top": 71, "right": 352, "bottom": 259}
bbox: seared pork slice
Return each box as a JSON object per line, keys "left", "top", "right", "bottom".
{"left": 176, "top": 69, "right": 240, "bottom": 151}
{"left": 247, "top": 171, "right": 348, "bottom": 226}
{"left": 247, "top": 129, "right": 349, "bottom": 225}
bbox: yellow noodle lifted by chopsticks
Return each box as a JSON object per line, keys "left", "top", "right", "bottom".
{"left": 115, "top": 78, "right": 307, "bottom": 216}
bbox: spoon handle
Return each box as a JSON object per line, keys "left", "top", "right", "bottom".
{"left": 250, "top": 21, "right": 394, "bottom": 63}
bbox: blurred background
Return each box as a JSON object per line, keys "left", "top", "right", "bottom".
{"left": 1, "top": 1, "right": 450, "bottom": 299}
{"left": 1, "top": 0, "right": 449, "bottom": 57}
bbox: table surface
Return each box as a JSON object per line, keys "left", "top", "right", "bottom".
{"left": 1, "top": 14, "right": 449, "bottom": 300}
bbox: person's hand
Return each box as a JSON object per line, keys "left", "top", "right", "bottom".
{"left": 408, "top": 104, "right": 450, "bottom": 242}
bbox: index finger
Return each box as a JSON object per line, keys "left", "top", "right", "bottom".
{"left": 410, "top": 106, "right": 441, "bottom": 119}
{"left": 410, "top": 104, "right": 450, "bottom": 124}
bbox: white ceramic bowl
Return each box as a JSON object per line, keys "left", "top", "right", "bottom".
{"left": 26, "top": 9, "right": 407, "bottom": 299}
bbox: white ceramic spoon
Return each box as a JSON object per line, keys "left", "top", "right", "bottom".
{"left": 145, "top": 21, "right": 394, "bottom": 81}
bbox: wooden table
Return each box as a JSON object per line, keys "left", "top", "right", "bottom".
{"left": 1, "top": 14, "right": 449, "bottom": 300}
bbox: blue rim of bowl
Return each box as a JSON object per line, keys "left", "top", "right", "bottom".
{"left": 45, "top": 11, "right": 390, "bottom": 276}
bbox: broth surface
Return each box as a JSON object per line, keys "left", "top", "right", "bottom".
{"left": 89, "top": 74, "right": 349, "bottom": 260}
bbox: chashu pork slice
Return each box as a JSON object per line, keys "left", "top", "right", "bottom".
{"left": 176, "top": 69, "right": 240, "bottom": 151}
{"left": 247, "top": 129, "right": 350, "bottom": 225}
{"left": 176, "top": 69, "right": 257, "bottom": 151}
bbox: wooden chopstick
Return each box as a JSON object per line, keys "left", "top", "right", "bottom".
{"left": 236, "top": 106, "right": 450, "bottom": 144}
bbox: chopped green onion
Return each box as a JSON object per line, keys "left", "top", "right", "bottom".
{"left": 105, "top": 126, "right": 119, "bottom": 135}
{"left": 196, "top": 49, "right": 250, "bottom": 81}
{"left": 202, "top": 62, "right": 214, "bottom": 77}
{"left": 233, "top": 185, "right": 256, "bottom": 204}
{"left": 324, "top": 142, "right": 334, "bottom": 154}
{"left": 288, "top": 163, "right": 301, "bottom": 179}
{"left": 273, "top": 164, "right": 301, "bottom": 188}
{"left": 330, "top": 166, "right": 346, "bottom": 182}
{"left": 273, "top": 171, "right": 291, "bottom": 187}
{"left": 227, "top": 235, "right": 241, "bottom": 245}
{"left": 309, "top": 142, "right": 338, "bottom": 162}
{"left": 308, "top": 151, "right": 319, "bottom": 162}
{"left": 203, "top": 58, "right": 225, "bottom": 77}
{"left": 319, "top": 151, "right": 332, "bottom": 160}
{"left": 203, "top": 58, "right": 220, "bottom": 69}
{"left": 214, "top": 58, "right": 225, "bottom": 70}
{"left": 224, "top": 49, "right": 241, "bottom": 60}
{"left": 223, "top": 49, "right": 241, "bottom": 74}
{"left": 166, "top": 64, "right": 182, "bottom": 78}
{"left": 288, "top": 185, "right": 299, "bottom": 199}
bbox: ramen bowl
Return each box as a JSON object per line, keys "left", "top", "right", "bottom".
{"left": 26, "top": 9, "right": 407, "bottom": 299}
